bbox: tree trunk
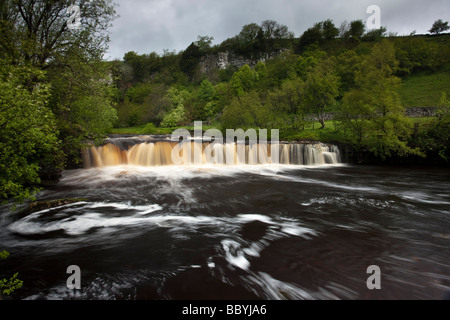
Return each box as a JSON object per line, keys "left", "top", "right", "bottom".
{"left": 319, "top": 118, "right": 325, "bottom": 129}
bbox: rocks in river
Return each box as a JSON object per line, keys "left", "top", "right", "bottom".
{"left": 20, "top": 199, "right": 87, "bottom": 216}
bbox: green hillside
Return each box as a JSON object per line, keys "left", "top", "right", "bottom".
{"left": 399, "top": 63, "right": 450, "bottom": 108}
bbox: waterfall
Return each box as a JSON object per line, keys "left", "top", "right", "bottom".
{"left": 82, "top": 140, "right": 342, "bottom": 168}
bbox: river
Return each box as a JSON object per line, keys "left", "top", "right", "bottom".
{"left": 0, "top": 139, "right": 449, "bottom": 300}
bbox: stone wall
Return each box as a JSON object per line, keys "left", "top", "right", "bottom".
{"left": 405, "top": 107, "right": 437, "bottom": 117}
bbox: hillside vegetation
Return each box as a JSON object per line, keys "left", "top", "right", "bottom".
{"left": 110, "top": 20, "right": 450, "bottom": 164}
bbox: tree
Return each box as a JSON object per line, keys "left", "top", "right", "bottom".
{"left": 195, "top": 35, "right": 214, "bottom": 53}
{"left": 230, "top": 64, "right": 257, "bottom": 97}
{"left": 161, "top": 88, "right": 187, "bottom": 127}
{"left": 362, "top": 26, "right": 387, "bottom": 41}
{"left": 348, "top": 20, "right": 365, "bottom": 39}
{"left": 296, "top": 47, "right": 327, "bottom": 80}
{"left": 339, "top": 40, "right": 421, "bottom": 159}
{"left": 321, "top": 19, "right": 339, "bottom": 40}
{"left": 0, "top": 0, "right": 116, "bottom": 68}
{"left": 261, "top": 19, "right": 294, "bottom": 40}
{"left": 429, "top": 19, "right": 450, "bottom": 34}
{"left": 297, "top": 24, "right": 322, "bottom": 52}
{"left": 0, "top": 0, "right": 118, "bottom": 170}
{"left": 410, "top": 92, "right": 450, "bottom": 163}
{"left": 302, "top": 58, "right": 340, "bottom": 129}
{"left": 296, "top": 20, "right": 338, "bottom": 53}
{"left": 196, "top": 79, "right": 217, "bottom": 120}
{"left": 336, "top": 50, "right": 362, "bottom": 93}
{"left": 180, "top": 42, "right": 203, "bottom": 79}
{"left": 339, "top": 20, "right": 350, "bottom": 39}
{"left": 261, "top": 20, "right": 294, "bottom": 52}
{"left": 0, "top": 65, "right": 61, "bottom": 203}
{"left": 221, "top": 91, "right": 272, "bottom": 129}
{"left": 197, "top": 79, "right": 216, "bottom": 102}
{"left": 394, "top": 37, "right": 441, "bottom": 75}
{"left": 267, "top": 77, "right": 305, "bottom": 129}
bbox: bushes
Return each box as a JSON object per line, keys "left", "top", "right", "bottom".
{"left": 0, "top": 66, "right": 62, "bottom": 203}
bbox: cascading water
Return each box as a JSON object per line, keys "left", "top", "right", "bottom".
{"left": 82, "top": 138, "right": 342, "bottom": 168}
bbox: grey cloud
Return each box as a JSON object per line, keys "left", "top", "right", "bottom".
{"left": 106, "top": 0, "right": 450, "bottom": 60}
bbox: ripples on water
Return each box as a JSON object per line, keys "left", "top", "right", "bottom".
{"left": 0, "top": 164, "right": 449, "bottom": 300}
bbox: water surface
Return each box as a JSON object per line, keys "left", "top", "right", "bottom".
{"left": 1, "top": 164, "right": 449, "bottom": 300}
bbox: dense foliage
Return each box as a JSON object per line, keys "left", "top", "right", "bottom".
{"left": 112, "top": 19, "right": 449, "bottom": 165}
{"left": 1, "top": 0, "right": 117, "bottom": 203}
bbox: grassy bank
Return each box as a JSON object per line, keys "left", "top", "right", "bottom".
{"left": 111, "top": 117, "right": 434, "bottom": 143}
{"left": 398, "top": 64, "right": 450, "bottom": 108}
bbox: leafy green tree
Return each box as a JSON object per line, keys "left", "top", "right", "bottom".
{"left": 348, "top": 20, "right": 365, "bottom": 39}
{"left": 297, "top": 24, "right": 322, "bottom": 52}
{"left": 320, "top": 19, "right": 339, "bottom": 40}
{"left": 0, "top": 0, "right": 118, "bottom": 170}
{"left": 0, "top": 66, "right": 61, "bottom": 203}
{"left": 296, "top": 20, "right": 338, "bottom": 53}
{"left": 221, "top": 91, "right": 272, "bottom": 129}
{"left": 195, "top": 35, "right": 214, "bottom": 53}
{"left": 296, "top": 47, "right": 327, "bottom": 80}
{"left": 339, "top": 40, "right": 421, "bottom": 159}
{"left": 47, "top": 56, "right": 118, "bottom": 167}
{"left": 180, "top": 42, "right": 203, "bottom": 79}
{"left": 436, "top": 92, "right": 450, "bottom": 122}
{"left": 302, "top": 57, "right": 340, "bottom": 129}
{"left": 196, "top": 79, "right": 217, "bottom": 120}
{"left": 230, "top": 64, "right": 257, "bottom": 97}
{"left": 254, "top": 61, "right": 268, "bottom": 81}
{"left": 410, "top": 92, "right": 449, "bottom": 163}
{"left": 197, "top": 79, "right": 216, "bottom": 102}
{"left": 161, "top": 88, "right": 187, "bottom": 127}
{"left": 336, "top": 49, "right": 362, "bottom": 93}
{"left": 394, "top": 37, "right": 441, "bottom": 75}
{"left": 429, "top": 19, "right": 450, "bottom": 34}
{"left": 267, "top": 77, "right": 305, "bottom": 129}
{"left": 125, "top": 83, "right": 153, "bottom": 103}
{"left": 123, "top": 51, "right": 161, "bottom": 84}
{"left": 261, "top": 20, "right": 294, "bottom": 52}
{"left": 0, "top": 0, "right": 116, "bottom": 68}
{"left": 237, "top": 23, "right": 262, "bottom": 58}
{"left": 263, "top": 50, "right": 298, "bottom": 87}
{"left": 213, "top": 82, "right": 234, "bottom": 114}
{"left": 362, "top": 26, "right": 387, "bottom": 41}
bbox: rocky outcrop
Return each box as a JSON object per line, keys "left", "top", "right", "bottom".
{"left": 199, "top": 50, "right": 286, "bottom": 73}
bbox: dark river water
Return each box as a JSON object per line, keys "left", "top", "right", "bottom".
{"left": 1, "top": 163, "right": 449, "bottom": 300}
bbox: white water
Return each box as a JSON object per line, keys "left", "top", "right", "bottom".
{"left": 82, "top": 141, "right": 342, "bottom": 168}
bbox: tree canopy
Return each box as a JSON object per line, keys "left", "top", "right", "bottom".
{"left": 0, "top": 0, "right": 118, "bottom": 203}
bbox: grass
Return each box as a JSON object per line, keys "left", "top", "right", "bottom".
{"left": 398, "top": 63, "right": 450, "bottom": 108}
{"left": 111, "top": 117, "right": 436, "bottom": 144}
{"left": 110, "top": 123, "right": 221, "bottom": 135}
{"left": 111, "top": 125, "right": 172, "bottom": 135}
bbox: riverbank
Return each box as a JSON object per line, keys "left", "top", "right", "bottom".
{"left": 107, "top": 114, "right": 448, "bottom": 167}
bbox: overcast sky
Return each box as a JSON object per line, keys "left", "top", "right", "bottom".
{"left": 105, "top": 0, "right": 450, "bottom": 60}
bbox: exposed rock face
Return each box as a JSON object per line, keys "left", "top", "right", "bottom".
{"left": 199, "top": 50, "right": 286, "bottom": 74}
{"left": 199, "top": 51, "right": 253, "bottom": 74}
